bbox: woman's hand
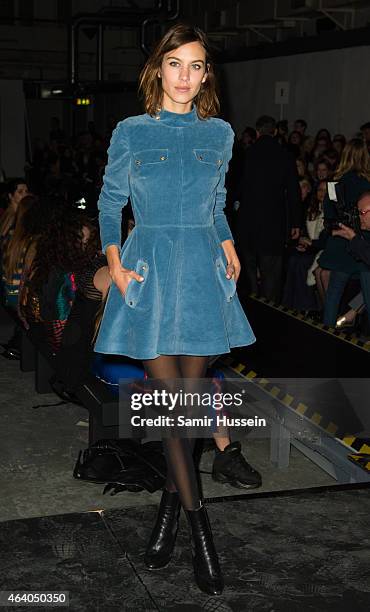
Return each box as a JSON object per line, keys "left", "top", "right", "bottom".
{"left": 332, "top": 223, "right": 356, "bottom": 241}
{"left": 221, "top": 239, "right": 241, "bottom": 282}
{"left": 106, "top": 245, "right": 144, "bottom": 298}
{"left": 109, "top": 264, "right": 144, "bottom": 298}
{"left": 296, "top": 236, "right": 311, "bottom": 252}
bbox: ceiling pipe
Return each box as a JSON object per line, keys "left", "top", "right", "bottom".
{"left": 69, "top": 2, "right": 166, "bottom": 85}
{"left": 140, "top": 0, "right": 180, "bottom": 57}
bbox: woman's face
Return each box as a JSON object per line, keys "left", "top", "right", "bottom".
{"left": 290, "top": 132, "right": 301, "bottom": 145}
{"left": 9, "top": 183, "right": 28, "bottom": 208}
{"left": 159, "top": 41, "right": 208, "bottom": 113}
{"left": 296, "top": 159, "right": 305, "bottom": 176}
{"left": 300, "top": 182, "right": 311, "bottom": 201}
{"left": 316, "top": 163, "right": 329, "bottom": 180}
{"left": 333, "top": 140, "right": 344, "bottom": 155}
{"left": 317, "top": 182, "right": 327, "bottom": 202}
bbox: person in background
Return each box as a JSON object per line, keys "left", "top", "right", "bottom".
{"left": 315, "top": 128, "right": 332, "bottom": 144}
{"left": 332, "top": 134, "right": 346, "bottom": 158}
{"left": 330, "top": 191, "right": 370, "bottom": 328}
{"left": 360, "top": 121, "right": 370, "bottom": 154}
{"left": 299, "top": 177, "right": 312, "bottom": 219}
{"left": 319, "top": 139, "right": 370, "bottom": 326}
{"left": 0, "top": 194, "right": 38, "bottom": 359}
{"left": 282, "top": 181, "right": 326, "bottom": 312}
{"left": 296, "top": 157, "right": 307, "bottom": 179}
{"left": 1, "top": 195, "right": 39, "bottom": 310}
{"left": 0, "top": 179, "right": 29, "bottom": 244}
{"left": 314, "top": 158, "right": 332, "bottom": 182}
{"left": 237, "top": 115, "right": 301, "bottom": 303}
{"left": 19, "top": 200, "right": 98, "bottom": 354}
{"left": 240, "top": 126, "right": 257, "bottom": 150}
{"left": 294, "top": 119, "right": 308, "bottom": 140}
{"left": 322, "top": 149, "right": 340, "bottom": 174}
{"left": 276, "top": 120, "right": 288, "bottom": 147}
{"left": 287, "top": 130, "right": 303, "bottom": 158}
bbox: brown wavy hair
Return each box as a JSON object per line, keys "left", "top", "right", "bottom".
{"left": 3, "top": 195, "right": 39, "bottom": 282}
{"left": 138, "top": 22, "right": 219, "bottom": 119}
{"left": 26, "top": 199, "right": 99, "bottom": 295}
{"left": 334, "top": 138, "right": 370, "bottom": 182}
{"left": 0, "top": 178, "right": 28, "bottom": 239}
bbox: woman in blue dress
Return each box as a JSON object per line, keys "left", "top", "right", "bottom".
{"left": 95, "top": 23, "right": 255, "bottom": 595}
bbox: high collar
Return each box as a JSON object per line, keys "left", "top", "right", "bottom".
{"left": 149, "top": 105, "right": 199, "bottom": 126}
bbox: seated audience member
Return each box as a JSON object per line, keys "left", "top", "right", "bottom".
{"left": 301, "top": 136, "right": 315, "bottom": 163}
{"left": 296, "top": 157, "right": 307, "bottom": 179}
{"left": 319, "top": 139, "right": 370, "bottom": 326}
{"left": 276, "top": 120, "right": 288, "bottom": 147}
{"left": 287, "top": 131, "right": 303, "bottom": 158}
{"left": 332, "top": 134, "right": 346, "bottom": 157}
{"left": 360, "top": 121, "right": 370, "bottom": 154}
{"left": 0, "top": 179, "right": 29, "bottom": 246}
{"left": 299, "top": 177, "right": 312, "bottom": 219}
{"left": 314, "top": 158, "right": 332, "bottom": 182}
{"left": 240, "top": 126, "right": 257, "bottom": 150}
{"left": 282, "top": 181, "right": 327, "bottom": 312}
{"left": 315, "top": 128, "right": 332, "bottom": 145}
{"left": 330, "top": 191, "right": 370, "bottom": 328}
{"left": 19, "top": 200, "right": 98, "bottom": 354}
{"left": 1, "top": 195, "right": 40, "bottom": 309}
{"left": 52, "top": 252, "right": 111, "bottom": 397}
{"left": 294, "top": 119, "right": 308, "bottom": 141}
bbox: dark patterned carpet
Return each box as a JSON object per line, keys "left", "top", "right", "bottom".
{"left": 1, "top": 487, "right": 370, "bottom": 611}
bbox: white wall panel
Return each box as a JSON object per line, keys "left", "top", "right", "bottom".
{"left": 221, "top": 45, "right": 370, "bottom": 138}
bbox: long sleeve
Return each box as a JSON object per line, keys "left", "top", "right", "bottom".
{"left": 98, "top": 121, "right": 130, "bottom": 253}
{"left": 213, "top": 123, "right": 234, "bottom": 244}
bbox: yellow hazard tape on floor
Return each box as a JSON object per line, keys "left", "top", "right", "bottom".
{"left": 347, "top": 454, "right": 370, "bottom": 473}
{"left": 248, "top": 294, "right": 370, "bottom": 353}
{"left": 222, "top": 356, "right": 370, "bottom": 466}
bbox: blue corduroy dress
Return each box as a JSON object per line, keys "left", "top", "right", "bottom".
{"left": 94, "top": 105, "right": 256, "bottom": 359}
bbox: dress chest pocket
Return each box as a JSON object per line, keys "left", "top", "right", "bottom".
{"left": 125, "top": 259, "right": 149, "bottom": 309}
{"left": 215, "top": 255, "right": 236, "bottom": 303}
{"left": 132, "top": 149, "right": 169, "bottom": 177}
{"left": 193, "top": 149, "right": 223, "bottom": 169}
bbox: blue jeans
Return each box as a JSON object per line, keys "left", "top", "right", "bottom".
{"left": 323, "top": 269, "right": 370, "bottom": 326}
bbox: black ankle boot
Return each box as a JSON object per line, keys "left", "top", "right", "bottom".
{"left": 144, "top": 490, "right": 181, "bottom": 570}
{"left": 185, "top": 504, "right": 224, "bottom": 596}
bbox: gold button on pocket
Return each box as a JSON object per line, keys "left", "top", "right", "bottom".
{"left": 193, "top": 149, "right": 223, "bottom": 167}
{"left": 132, "top": 149, "right": 169, "bottom": 166}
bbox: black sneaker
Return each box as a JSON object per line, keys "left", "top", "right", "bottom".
{"left": 212, "top": 441, "right": 262, "bottom": 489}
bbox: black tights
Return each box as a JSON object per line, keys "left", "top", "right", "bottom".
{"left": 142, "top": 355, "right": 209, "bottom": 511}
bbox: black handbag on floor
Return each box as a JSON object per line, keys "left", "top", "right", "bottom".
{"left": 73, "top": 438, "right": 167, "bottom": 494}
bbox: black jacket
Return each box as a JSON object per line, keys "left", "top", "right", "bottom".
{"left": 347, "top": 232, "right": 370, "bottom": 267}
{"left": 237, "top": 135, "right": 301, "bottom": 254}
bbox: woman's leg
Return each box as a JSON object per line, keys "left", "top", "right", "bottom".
{"left": 315, "top": 267, "right": 329, "bottom": 307}
{"left": 143, "top": 355, "right": 204, "bottom": 510}
{"left": 143, "top": 354, "right": 224, "bottom": 594}
{"left": 323, "top": 270, "right": 350, "bottom": 326}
